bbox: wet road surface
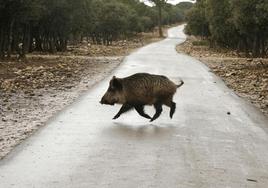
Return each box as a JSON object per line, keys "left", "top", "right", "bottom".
{"left": 1, "top": 25, "right": 268, "bottom": 188}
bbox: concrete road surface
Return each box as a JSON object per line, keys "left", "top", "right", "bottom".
{"left": 1, "top": 25, "right": 268, "bottom": 188}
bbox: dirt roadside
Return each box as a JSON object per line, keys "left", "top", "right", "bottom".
{"left": 0, "top": 56, "right": 123, "bottom": 159}
{"left": 176, "top": 36, "right": 268, "bottom": 117}
{"left": 0, "top": 26, "right": 171, "bottom": 160}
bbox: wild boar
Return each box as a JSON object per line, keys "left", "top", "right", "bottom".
{"left": 100, "top": 73, "right": 184, "bottom": 122}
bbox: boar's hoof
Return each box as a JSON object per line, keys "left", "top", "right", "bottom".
{"left": 113, "top": 115, "right": 120, "bottom": 120}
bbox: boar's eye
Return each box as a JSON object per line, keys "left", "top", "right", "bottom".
{"left": 108, "top": 86, "right": 116, "bottom": 92}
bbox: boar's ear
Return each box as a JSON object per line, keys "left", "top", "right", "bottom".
{"left": 111, "top": 77, "right": 123, "bottom": 90}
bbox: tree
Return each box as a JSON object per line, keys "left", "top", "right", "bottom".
{"left": 176, "top": 2, "right": 194, "bottom": 20}
{"left": 0, "top": 0, "right": 192, "bottom": 58}
{"left": 206, "top": 0, "right": 237, "bottom": 47}
{"left": 231, "top": 0, "right": 268, "bottom": 57}
{"left": 148, "top": 0, "right": 168, "bottom": 37}
{"left": 185, "top": 0, "right": 209, "bottom": 38}
{"left": 186, "top": 0, "right": 268, "bottom": 57}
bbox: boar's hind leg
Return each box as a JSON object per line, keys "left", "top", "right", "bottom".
{"left": 150, "top": 103, "right": 163, "bottom": 122}
{"left": 134, "top": 105, "right": 151, "bottom": 119}
{"left": 169, "top": 102, "right": 176, "bottom": 119}
{"left": 164, "top": 98, "right": 176, "bottom": 119}
{"left": 113, "top": 104, "right": 133, "bottom": 119}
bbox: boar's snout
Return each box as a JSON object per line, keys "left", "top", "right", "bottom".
{"left": 100, "top": 96, "right": 115, "bottom": 105}
{"left": 100, "top": 97, "right": 107, "bottom": 105}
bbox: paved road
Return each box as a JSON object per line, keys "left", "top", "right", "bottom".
{"left": 1, "top": 25, "right": 268, "bottom": 188}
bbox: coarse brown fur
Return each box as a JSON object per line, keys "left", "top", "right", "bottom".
{"left": 100, "top": 73, "right": 184, "bottom": 122}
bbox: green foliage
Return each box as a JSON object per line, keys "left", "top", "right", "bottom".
{"left": 186, "top": 0, "right": 268, "bottom": 57}
{"left": 185, "top": 0, "right": 209, "bottom": 37}
{"left": 0, "top": 0, "right": 192, "bottom": 57}
{"left": 176, "top": 2, "right": 194, "bottom": 20}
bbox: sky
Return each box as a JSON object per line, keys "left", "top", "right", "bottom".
{"left": 166, "top": 0, "right": 196, "bottom": 5}
{"left": 143, "top": 0, "right": 196, "bottom": 6}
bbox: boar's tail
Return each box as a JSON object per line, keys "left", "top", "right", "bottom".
{"left": 176, "top": 80, "right": 184, "bottom": 88}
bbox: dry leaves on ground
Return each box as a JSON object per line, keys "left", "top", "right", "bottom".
{"left": 176, "top": 36, "right": 268, "bottom": 116}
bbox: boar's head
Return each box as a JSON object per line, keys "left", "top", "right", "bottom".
{"left": 100, "top": 76, "right": 124, "bottom": 105}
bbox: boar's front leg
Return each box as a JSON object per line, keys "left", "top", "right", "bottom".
{"left": 134, "top": 105, "right": 151, "bottom": 119}
{"left": 150, "top": 102, "right": 163, "bottom": 122}
{"left": 113, "top": 104, "right": 133, "bottom": 119}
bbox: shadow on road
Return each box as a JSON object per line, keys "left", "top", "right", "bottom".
{"left": 102, "top": 122, "right": 176, "bottom": 140}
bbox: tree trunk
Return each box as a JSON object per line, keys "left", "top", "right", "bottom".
{"left": 35, "top": 32, "right": 43, "bottom": 51}
{"left": 12, "top": 25, "right": 20, "bottom": 55}
{"left": 252, "top": 33, "right": 260, "bottom": 58}
{"left": 7, "top": 19, "right": 15, "bottom": 58}
{"left": 243, "top": 37, "right": 249, "bottom": 57}
{"left": 0, "top": 24, "right": 4, "bottom": 59}
{"left": 157, "top": 4, "right": 163, "bottom": 37}
{"left": 260, "top": 38, "right": 266, "bottom": 57}
{"left": 28, "top": 32, "right": 34, "bottom": 53}
{"left": 3, "top": 29, "right": 9, "bottom": 58}
{"left": 21, "top": 24, "right": 31, "bottom": 58}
